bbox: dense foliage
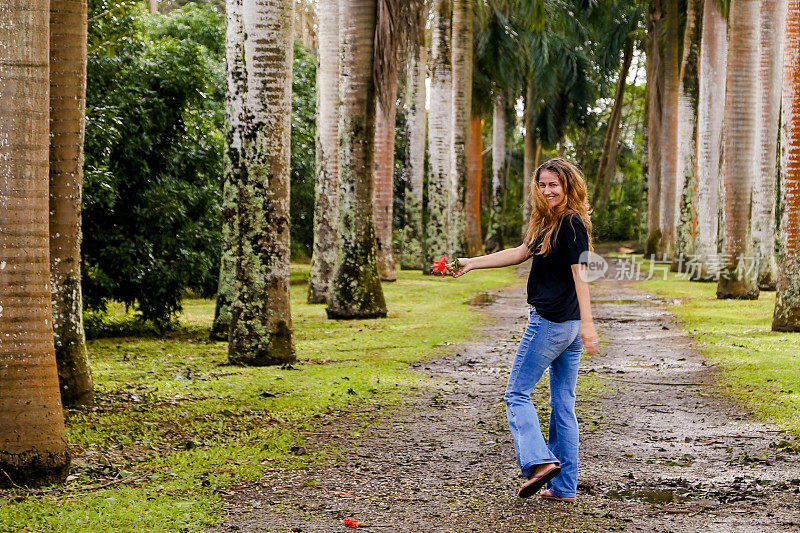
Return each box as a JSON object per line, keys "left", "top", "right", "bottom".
{"left": 83, "top": 2, "right": 318, "bottom": 325}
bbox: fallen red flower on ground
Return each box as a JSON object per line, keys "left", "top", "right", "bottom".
{"left": 344, "top": 518, "right": 366, "bottom": 528}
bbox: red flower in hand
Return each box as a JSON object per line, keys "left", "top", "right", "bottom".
{"left": 431, "top": 254, "right": 449, "bottom": 277}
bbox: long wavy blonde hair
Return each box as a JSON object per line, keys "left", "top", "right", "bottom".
{"left": 523, "top": 158, "right": 593, "bottom": 256}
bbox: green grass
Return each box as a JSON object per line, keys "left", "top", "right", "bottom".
{"left": 0, "top": 265, "right": 519, "bottom": 533}
{"left": 638, "top": 273, "right": 800, "bottom": 438}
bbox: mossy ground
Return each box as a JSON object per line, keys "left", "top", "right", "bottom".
{"left": 638, "top": 272, "right": 800, "bottom": 438}
{"left": 0, "top": 265, "right": 517, "bottom": 532}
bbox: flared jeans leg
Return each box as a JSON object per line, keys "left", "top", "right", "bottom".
{"left": 546, "top": 334, "right": 582, "bottom": 497}
{"left": 504, "top": 309, "right": 581, "bottom": 495}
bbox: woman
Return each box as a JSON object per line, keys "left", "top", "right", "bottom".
{"left": 449, "top": 158, "right": 598, "bottom": 502}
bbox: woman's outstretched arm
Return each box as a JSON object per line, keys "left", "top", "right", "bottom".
{"left": 449, "top": 243, "right": 533, "bottom": 278}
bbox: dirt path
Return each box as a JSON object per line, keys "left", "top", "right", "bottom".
{"left": 213, "top": 262, "right": 800, "bottom": 532}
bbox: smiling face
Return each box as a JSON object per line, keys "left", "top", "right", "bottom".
{"left": 537, "top": 169, "right": 565, "bottom": 208}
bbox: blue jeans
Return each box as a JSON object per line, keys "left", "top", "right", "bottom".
{"left": 504, "top": 307, "right": 582, "bottom": 498}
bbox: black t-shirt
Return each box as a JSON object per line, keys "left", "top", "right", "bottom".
{"left": 526, "top": 213, "right": 589, "bottom": 322}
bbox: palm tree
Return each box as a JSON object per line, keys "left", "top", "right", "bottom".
{"left": 466, "top": 112, "right": 484, "bottom": 256}
{"left": 308, "top": 0, "right": 340, "bottom": 303}
{"left": 485, "top": 93, "right": 506, "bottom": 252}
{"left": 448, "top": 0, "right": 474, "bottom": 258}
{"left": 211, "top": 0, "right": 246, "bottom": 339}
{"left": 752, "top": 0, "right": 786, "bottom": 290}
{"left": 717, "top": 0, "right": 760, "bottom": 300}
{"left": 674, "top": 0, "right": 703, "bottom": 259}
{"left": 226, "top": 0, "right": 297, "bottom": 363}
{"left": 694, "top": 0, "right": 728, "bottom": 279}
{"left": 424, "top": 0, "right": 452, "bottom": 274}
{"left": 49, "top": 0, "right": 94, "bottom": 406}
{"left": 593, "top": 42, "right": 634, "bottom": 211}
{"left": 373, "top": 70, "right": 398, "bottom": 282}
{"left": 773, "top": 0, "right": 800, "bottom": 331}
{"left": 656, "top": 0, "right": 681, "bottom": 259}
{"left": 401, "top": 8, "right": 427, "bottom": 270}
{"left": 0, "top": 0, "right": 70, "bottom": 487}
{"left": 646, "top": 0, "right": 664, "bottom": 255}
{"left": 326, "top": 0, "right": 387, "bottom": 318}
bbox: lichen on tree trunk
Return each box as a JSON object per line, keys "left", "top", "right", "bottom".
{"left": 49, "top": 0, "right": 93, "bottom": 407}
{"left": 485, "top": 94, "right": 505, "bottom": 253}
{"left": 326, "top": 0, "right": 387, "bottom": 319}
{"left": 448, "top": 0, "right": 473, "bottom": 259}
{"left": 423, "top": 0, "right": 452, "bottom": 274}
{"left": 401, "top": 25, "right": 427, "bottom": 270}
{"left": 773, "top": 0, "right": 800, "bottom": 331}
{"left": 308, "top": 0, "right": 340, "bottom": 302}
{"left": 212, "top": 0, "right": 245, "bottom": 339}
{"left": 226, "top": 0, "right": 296, "bottom": 364}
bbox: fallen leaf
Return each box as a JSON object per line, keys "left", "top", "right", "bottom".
{"left": 334, "top": 491, "right": 353, "bottom": 497}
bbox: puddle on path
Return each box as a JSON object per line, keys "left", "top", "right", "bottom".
{"left": 465, "top": 292, "right": 498, "bottom": 307}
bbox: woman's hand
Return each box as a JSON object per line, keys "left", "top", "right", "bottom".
{"left": 449, "top": 257, "right": 472, "bottom": 278}
{"left": 580, "top": 321, "right": 599, "bottom": 355}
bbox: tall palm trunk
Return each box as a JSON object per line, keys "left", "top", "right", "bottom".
{"left": 448, "top": 0, "right": 473, "bottom": 258}
{"left": 326, "top": 0, "right": 387, "bottom": 318}
{"left": 752, "top": 0, "right": 786, "bottom": 290}
{"left": 0, "top": 0, "right": 70, "bottom": 487}
{"left": 373, "top": 71, "right": 398, "bottom": 281}
{"left": 657, "top": 0, "right": 681, "bottom": 259}
{"left": 522, "top": 79, "right": 535, "bottom": 236}
{"left": 646, "top": 0, "right": 664, "bottom": 255}
{"left": 211, "top": 0, "right": 246, "bottom": 339}
{"left": 694, "top": 0, "right": 727, "bottom": 279}
{"left": 49, "top": 0, "right": 93, "bottom": 406}
{"left": 423, "top": 0, "right": 452, "bottom": 273}
{"left": 717, "top": 0, "right": 760, "bottom": 299}
{"left": 675, "top": 0, "right": 703, "bottom": 260}
{"left": 594, "top": 43, "right": 633, "bottom": 211}
{"left": 485, "top": 93, "right": 505, "bottom": 252}
{"left": 773, "top": 0, "right": 800, "bottom": 330}
{"left": 465, "top": 113, "right": 483, "bottom": 256}
{"left": 227, "top": 0, "right": 296, "bottom": 363}
{"left": 308, "top": 0, "right": 340, "bottom": 302}
{"left": 401, "top": 16, "right": 427, "bottom": 270}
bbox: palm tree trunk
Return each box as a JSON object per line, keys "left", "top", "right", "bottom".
{"left": 373, "top": 70, "right": 398, "bottom": 282}
{"left": 448, "top": 0, "right": 473, "bottom": 258}
{"left": 773, "top": 0, "right": 800, "bottom": 330}
{"left": 308, "top": 0, "right": 340, "bottom": 302}
{"left": 0, "top": 0, "right": 71, "bottom": 487}
{"left": 326, "top": 0, "right": 387, "bottom": 318}
{"left": 228, "top": 0, "right": 297, "bottom": 362}
{"left": 646, "top": 0, "right": 664, "bottom": 255}
{"left": 49, "top": 0, "right": 93, "bottom": 406}
{"left": 212, "top": 0, "right": 246, "bottom": 338}
{"left": 694, "top": 0, "right": 727, "bottom": 279}
{"left": 465, "top": 113, "right": 483, "bottom": 256}
{"left": 657, "top": 0, "right": 681, "bottom": 259}
{"left": 401, "top": 17, "right": 427, "bottom": 270}
{"left": 753, "top": 0, "right": 786, "bottom": 290}
{"left": 485, "top": 93, "right": 505, "bottom": 252}
{"left": 522, "top": 79, "right": 535, "bottom": 236}
{"left": 717, "top": 0, "right": 760, "bottom": 299}
{"left": 594, "top": 42, "right": 633, "bottom": 212}
{"left": 675, "top": 0, "right": 703, "bottom": 262}
{"left": 423, "top": 0, "right": 452, "bottom": 273}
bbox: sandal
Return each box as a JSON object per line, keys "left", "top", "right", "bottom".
{"left": 518, "top": 463, "right": 561, "bottom": 498}
{"left": 539, "top": 488, "right": 575, "bottom": 503}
